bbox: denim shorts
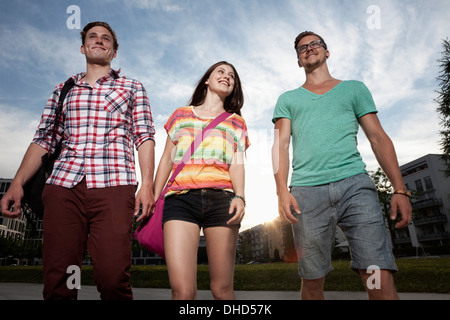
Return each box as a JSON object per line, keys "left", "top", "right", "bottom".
{"left": 162, "top": 189, "right": 239, "bottom": 229}
{"left": 290, "top": 173, "right": 397, "bottom": 279}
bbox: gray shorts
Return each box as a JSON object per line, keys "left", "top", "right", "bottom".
{"left": 290, "top": 173, "right": 398, "bottom": 280}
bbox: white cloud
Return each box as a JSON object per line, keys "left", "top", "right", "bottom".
{"left": 0, "top": 25, "right": 83, "bottom": 86}
{"left": 0, "top": 105, "right": 38, "bottom": 178}
{"left": 126, "top": 0, "right": 183, "bottom": 12}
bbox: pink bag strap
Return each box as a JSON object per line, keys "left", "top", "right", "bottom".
{"left": 158, "top": 111, "right": 232, "bottom": 199}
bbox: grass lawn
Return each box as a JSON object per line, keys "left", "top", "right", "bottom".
{"left": 0, "top": 257, "right": 449, "bottom": 293}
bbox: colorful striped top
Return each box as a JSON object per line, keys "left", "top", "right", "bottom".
{"left": 164, "top": 106, "right": 250, "bottom": 196}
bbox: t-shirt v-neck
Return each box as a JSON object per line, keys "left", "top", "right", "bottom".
{"left": 299, "top": 81, "right": 344, "bottom": 99}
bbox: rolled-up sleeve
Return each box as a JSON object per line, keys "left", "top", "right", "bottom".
{"left": 31, "top": 84, "right": 64, "bottom": 154}
{"left": 132, "top": 81, "right": 155, "bottom": 149}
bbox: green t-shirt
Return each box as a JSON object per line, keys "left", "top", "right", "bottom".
{"left": 272, "top": 80, "right": 377, "bottom": 186}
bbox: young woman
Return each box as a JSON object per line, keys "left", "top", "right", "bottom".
{"left": 154, "top": 61, "right": 250, "bottom": 300}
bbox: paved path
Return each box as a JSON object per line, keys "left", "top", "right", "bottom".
{"left": 0, "top": 283, "right": 449, "bottom": 300}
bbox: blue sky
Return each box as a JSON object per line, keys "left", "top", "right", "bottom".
{"left": 0, "top": 0, "right": 449, "bottom": 230}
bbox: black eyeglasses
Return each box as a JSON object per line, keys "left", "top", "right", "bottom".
{"left": 296, "top": 40, "right": 325, "bottom": 54}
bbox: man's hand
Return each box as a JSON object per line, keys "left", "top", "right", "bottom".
{"left": 134, "top": 185, "right": 156, "bottom": 223}
{"left": 390, "top": 194, "right": 412, "bottom": 229}
{"left": 1, "top": 143, "right": 47, "bottom": 219}
{"left": 0, "top": 182, "right": 23, "bottom": 219}
{"left": 277, "top": 189, "right": 301, "bottom": 224}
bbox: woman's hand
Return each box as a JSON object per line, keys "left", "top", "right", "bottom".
{"left": 227, "top": 196, "right": 245, "bottom": 225}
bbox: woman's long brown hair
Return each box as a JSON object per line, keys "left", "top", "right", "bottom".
{"left": 188, "top": 61, "right": 244, "bottom": 116}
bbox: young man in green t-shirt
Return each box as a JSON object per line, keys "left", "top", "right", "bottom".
{"left": 272, "top": 31, "right": 412, "bottom": 300}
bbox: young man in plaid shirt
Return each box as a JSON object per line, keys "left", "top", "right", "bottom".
{"left": 1, "top": 22, "right": 155, "bottom": 300}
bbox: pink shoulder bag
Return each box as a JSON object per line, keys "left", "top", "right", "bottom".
{"left": 133, "top": 111, "right": 232, "bottom": 258}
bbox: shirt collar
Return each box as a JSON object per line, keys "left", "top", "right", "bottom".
{"left": 72, "top": 68, "right": 121, "bottom": 85}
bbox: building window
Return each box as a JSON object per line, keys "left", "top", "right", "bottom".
{"left": 415, "top": 179, "right": 424, "bottom": 192}
{"left": 424, "top": 176, "right": 433, "bottom": 190}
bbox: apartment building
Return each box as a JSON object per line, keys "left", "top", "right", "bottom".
{"left": 239, "top": 218, "right": 297, "bottom": 263}
{"left": 396, "top": 154, "right": 450, "bottom": 249}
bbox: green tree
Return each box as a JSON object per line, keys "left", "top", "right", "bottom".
{"left": 436, "top": 38, "right": 450, "bottom": 177}
{"left": 369, "top": 168, "right": 396, "bottom": 248}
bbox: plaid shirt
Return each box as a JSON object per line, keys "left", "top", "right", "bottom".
{"left": 32, "top": 69, "right": 155, "bottom": 189}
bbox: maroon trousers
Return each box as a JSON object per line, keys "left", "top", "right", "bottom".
{"left": 41, "top": 179, "right": 135, "bottom": 300}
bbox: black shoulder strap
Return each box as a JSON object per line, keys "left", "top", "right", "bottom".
{"left": 50, "top": 78, "right": 75, "bottom": 147}
{"left": 55, "top": 78, "right": 75, "bottom": 120}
